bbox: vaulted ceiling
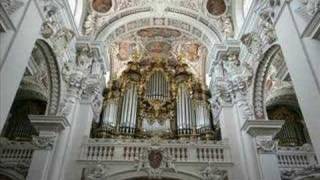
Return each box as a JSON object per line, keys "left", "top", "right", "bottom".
{"left": 81, "top": 0, "right": 240, "bottom": 84}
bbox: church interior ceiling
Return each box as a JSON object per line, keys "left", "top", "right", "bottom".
{"left": 108, "top": 27, "right": 208, "bottom": 83}
{"left": 84, "top": 0, "right": 233, "bottom": 84}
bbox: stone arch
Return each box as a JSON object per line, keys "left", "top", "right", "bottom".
{"left": 107, "top": 170, "right": 201, "bottom": 180}
{"left": 33, "top": 39, "right": 61, "bottom": 115}
{"left": 252, "top": 44, "right": 282, "bottom": 119}
{"left": 95, "top": 11, "right": 223, "bottom": 44}
{"left": 266, "top": 87, "right": 301, "bottom": 115}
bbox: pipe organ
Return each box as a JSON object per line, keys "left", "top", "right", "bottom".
{"left": 92, "top": 58, "right": 216, "bottom": 139}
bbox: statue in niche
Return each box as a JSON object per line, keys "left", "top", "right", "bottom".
{"left": 259, "top": 14, "right": 277, "bottom": 44}
{"left": 221, "top": 16, "right": 234, "bottom": 39}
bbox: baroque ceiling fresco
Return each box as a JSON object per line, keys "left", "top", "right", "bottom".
{"left": 108, "top": 27, "right": 208, "bottom": 82}
{"left": 83, "top": 0, "right": 234, "bottom": 85}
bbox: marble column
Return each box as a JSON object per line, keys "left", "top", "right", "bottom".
{"left": 27, "top": 115, "right": 70, "bottom": 180}
{"left": 274, "top": 0, "right": 320, "bottom": 160}
{"left": 242, "top": 120, "right": 284, "bottom": 180}
{"left": 62, "top": 93, "right": 98, "bottom": 180}
{"left": 47, "top": 94, "right": 81, "bottom": 180}
{"left": 219, "top": 102, "right": 249, "bottom": 180}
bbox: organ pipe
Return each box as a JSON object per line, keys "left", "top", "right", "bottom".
{"left": 176, "top": 84, "right": 193, "bottom": 135}
{"left": 119, "top": 83, "right": 138, "bottom": 134}
{"left": 102, "top": 98, "right": 119, "bottom": 127}
{"left": 146, "top": 71, "right": 169, "bottom": 100}
{"left": 194, "top": 100, "right": 211, "bottom": 134}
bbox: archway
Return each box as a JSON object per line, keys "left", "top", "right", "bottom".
{"left": 1, "top": 39, "right": 61, "bottom": 140}
{"left": 252, "top": 44, "right": 282, "bottom": 119}
{"left": 106, "top": 170, "right": 201, "bottom": 180}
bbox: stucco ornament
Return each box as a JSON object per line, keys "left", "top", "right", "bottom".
{"left": 59, "top": 46, "right": 97, "bottom": 116}
{"left": 299, "top": 0, "right": 320, "bottom": 16}
{"left": 200, "top": 162, "right": 226, "bottom": 180}
{"left": 40, "top": 21, "right": 58, "bottom": 39}
{"left": 1, "top": 0, "right": 24, "bottom": 15}
{"left": 0, "top": 160, "right": 30, "bottom": 177}
{"left": 87, "top": 162, "right": 109, "bottom": 180}
{"left": 256, "top": 136, "right": 277, "bottom": 153}
{"left": 51, "top": 27, "right": 75, "bottom": 55}
{"left": 281, "top": 165, "right": 320, "bottom": 180}
{"left": 210, "top": 50, "right": 254, "bottom": 120}
{"left": 240, "top": 32, "right": 263, "bottom": 57}
{"left": 134, "top": 147, "right": 177, "bottom": 178}
{"left": 32, "top": 135, "right": 55, "bottom": 150}
{"left": 224, "top": 53, "right": 253, "bottom": 86}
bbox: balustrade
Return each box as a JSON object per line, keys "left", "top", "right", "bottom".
{"left": 276, "top": 146, "right": 318, "bottom": 170}
{"left": 0, "top": 148, "right": 34, "bottom": 162}
{"left": 79, "top": 139, "right": 231, "bottom": 163}
{"left": 0, "top": 139, "right": 35, "bottom": 169}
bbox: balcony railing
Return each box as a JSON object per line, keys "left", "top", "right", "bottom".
{"left": 277, "top": 145, "right": 318, "bottom": 170}
{"left": 79, "top": 138, "right": 232, "bottom": 163}
{"left": 0, "top": 138, "right": 35, "bottom": 163}
{"left": 0, "top": 138, "right": 36, "bottom": 176}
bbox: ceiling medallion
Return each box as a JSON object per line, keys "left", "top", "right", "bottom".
{"left": 92, "top": 0, "right": 112, "bottom": 13}
{"left": 207, "top": 0, "right": 226, "bottom": 16}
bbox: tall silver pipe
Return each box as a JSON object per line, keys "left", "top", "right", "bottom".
{"left": 131, "top": 85, "right": 137, "bottom": 129}
{"left": 181, "top": 86, "right": 184, "bottom": 132}
{"left": 127, "top": 85, "right": 134, "bottom": 133}
{"left": 120, "top": 88, "right": 128, "bottom": 130}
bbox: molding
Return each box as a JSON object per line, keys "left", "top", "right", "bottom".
{"left": 0, "top": 3, "right": 14, "bottom": 32}
{"left": 241, "top": 119, "right": 285, "bottom": 137}
{"left": 302, "top": 11, "right": 320, "bottom": 39}
{"left": 29, "top": 115, "right": 70, "bottom": 132}
{"left": 35, "top": 40, "right": 62, "bottom": 115}
{"left": 252, "top": 44, "right": 282, "bottom": 119}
